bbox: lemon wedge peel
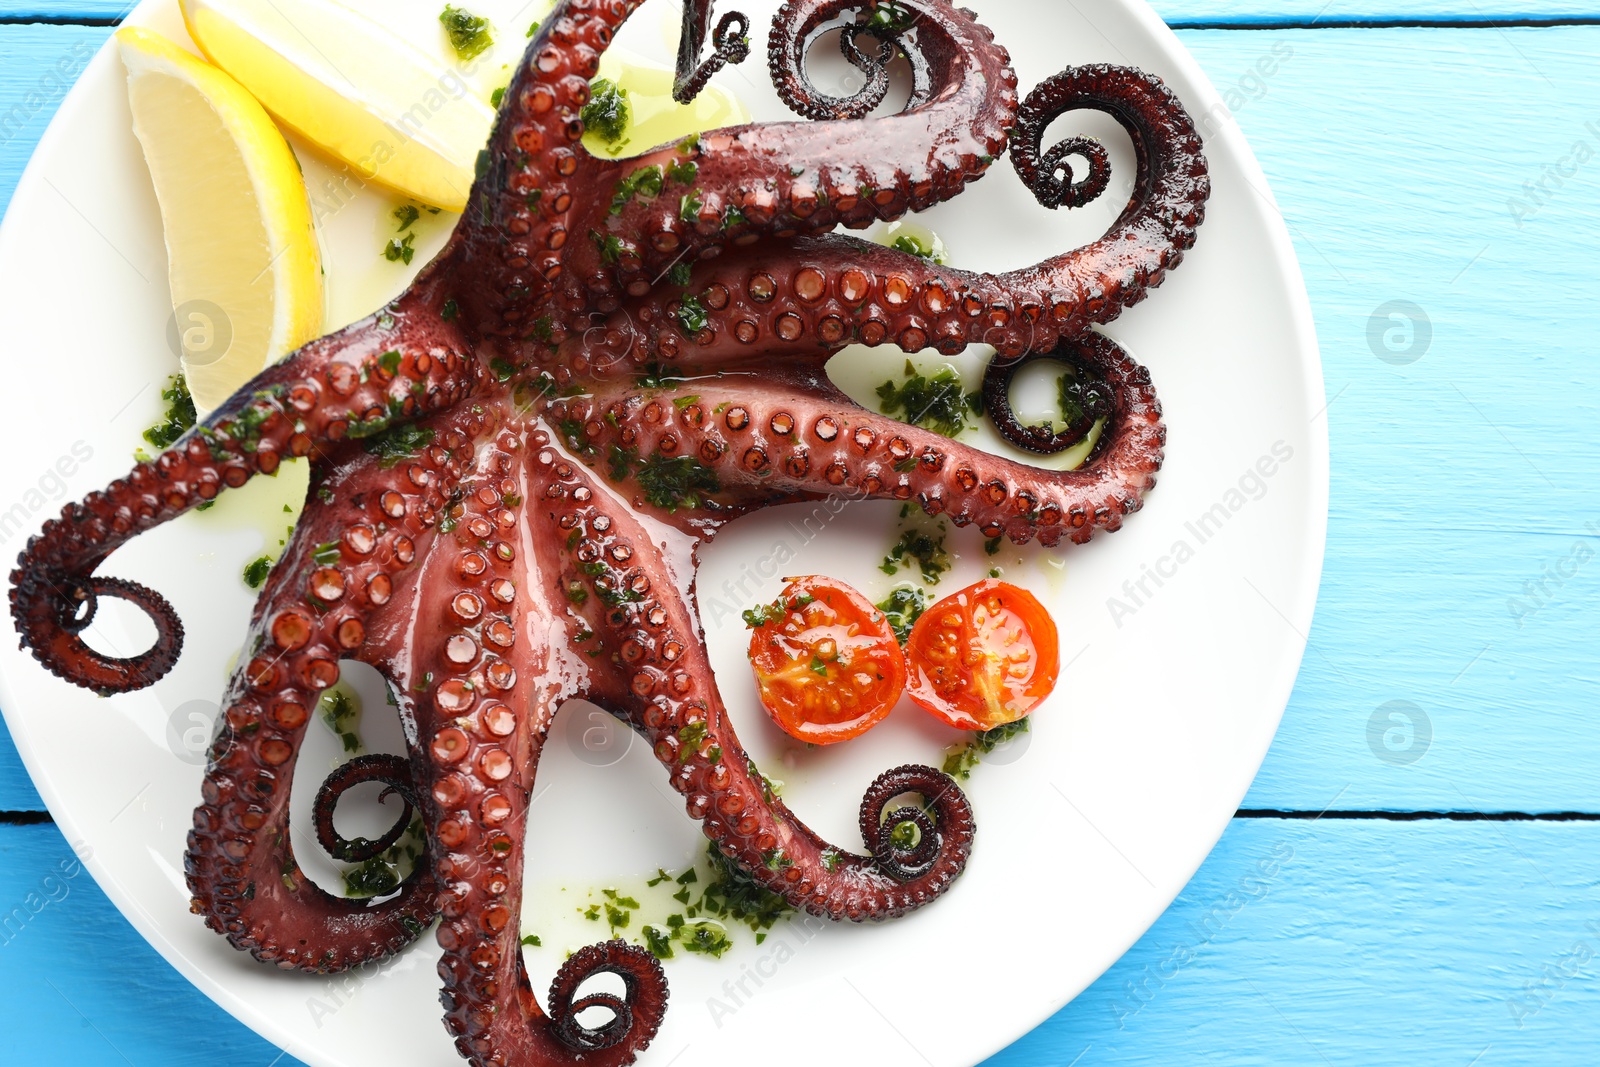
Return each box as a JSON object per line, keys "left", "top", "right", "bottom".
{"left": 178, "top": 0, "right": 495, "bottom": 212}
{"left": 116, "top": 26, "right": 323, "bottom": 417}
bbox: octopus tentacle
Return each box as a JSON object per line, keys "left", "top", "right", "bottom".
{"left": 382, "top": 424, "right": 666, "bottom": 1066}
{"left": 554, "top": 332, "right": 1162, "bottom": 545}
{"left": 13, "top": 2, "right": 1215, "bottom": 1053}
{"left": 1004, "top": 63, "right": 1209, "bottom": 331}
{"left": 540, "top": 450, "right": 975, "bottom": 919}
{"left": 768, "top": 3, "right": 901, "bottom": 121}
{"left": 8, "top": 574, "right": 183, "bottom": 693}
{"left": 184, "top": 398, "right": 493, "bottom": 972}
{"left": 457, "top": 0, "right": 649, "bottom": 333}
{"left": 674, "top": 2, "right": 752, "bottom": 103}
{"left": 569, "top": 0, "right": 1017, "bottom": 308}
{"left": 547, "top": 941, "right": 668, "bottom": 1054}
{"left": 982, "top": 339, "right": 1114, "bottom": 455}
{"left": 313, "top": 754, "right": 419, "bottom": 863}
{"left": 561, "top": 63, "right": 1207, "bottom": 372}
{"left": 9, "top": 296, "right": 477, "bottom": 690}
{"left": 184, "top": 558, "right": 440, "bottom": 975}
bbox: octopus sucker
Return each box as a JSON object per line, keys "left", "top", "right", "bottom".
{"left": 10, "top": 1, "right": 1208, "bottom": 1063}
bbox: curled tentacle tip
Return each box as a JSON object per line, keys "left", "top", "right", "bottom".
{"left": 859, "top": 763, "right": 975, "bottom": 885}
{"left": 675, "top": 8, "right": 753, "bottom": 104}
{"left": 984, "top": 336, "right": 1116, "bottom": 456}
{"left": 549, "top": 939, "right": 669, "bottom": 1056}
{"left": 313, "top": 754, "right": 420, "bottom": 863}
{"left": 10, "top": 573, "right": 184, "bottom": 692}
{"left": 1035, "top": 136, "right": 1113, "bottom": 210}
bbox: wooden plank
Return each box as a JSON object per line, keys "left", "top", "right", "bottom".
{"left": 0, "top": 1, "right": 128, "bottom": 21}
{"left": 1152, "top": 1, "right": 1600, "bottom": 25}
{"left": 0, "top": 718, "right": 44, "bottom": 811}
{"left": 1166, "top": 26, "right": 1600, "bottom": 813}
{"left": 991, "top": 817, "right": 1600, "bottom": 1064}
{"left": 0, "top": 821, "right": 303, "bottom": 1065}
{"left": 7, "top": 815, "right": 1600, "bottom": 1065}
{"left": 0, "top": 23, "right": 113, "bottom": 219}
{"left": 3, "top": 0, "right": 1600, "bottom": 26}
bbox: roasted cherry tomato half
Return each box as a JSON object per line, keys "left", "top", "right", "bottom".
{"left": 905, "top": 579, "right": 1060, "bottom": 730}
{"left": 746, "top": 576, "right": 907, "bottom": 744}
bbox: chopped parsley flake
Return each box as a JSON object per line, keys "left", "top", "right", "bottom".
{"left": 364, "top": 424, "right": 436, "bottom": 469}
{"left": 611, "top": 165, "right": 664, "bottom": 215}
{"left": 741, "top": 592, "right": 814, "bottom": 628}
{"left": 343, "top": 857, "right": 399, "bottom": 898}
{"left": 636, "top": 362, "right": 686, "bottom": 389}
{"left": 242, "top": 556, "right": 273, "bottom": 590}
{"left": 319, "top": 689, "right": 361, "bottom": 754}
{"left": 384, "top": 232, "right": 416, "bottom": 265}
{"left": 943, "top": 717, "right": 1031, "bottom": 780}
{"left": 881, "top": 522, "right": 950, "bottom": 584}
{"left": 439, "top": 6, "right": 494, "bottom": 61}
{"left": 142, "top": 373, "right": 196, "bottom": 450}
{"left": 635, "top": 453, "right": 720, "bottom": 511}
{"left": 875, "top": 360, "right": 979, "bottom": 438}
{"left": 590, "top": 229, "right": 625, "bottom": 264}
{"left": 674, "top": 294, "right": 708, "bottom": 337}
{"left": 581, "top": 78, "right": 631, "bottom": 143}
{"left": 392, "top": 204, "right": 420, "bottom": 232}
{"left": 876, "top": 584, "right": 927, "bottom": 643}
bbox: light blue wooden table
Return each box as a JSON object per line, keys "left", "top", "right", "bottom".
{"left": 4, "top": 2, "right": 1599, "bottom": 1064}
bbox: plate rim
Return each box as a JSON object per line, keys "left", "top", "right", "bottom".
{"left": 0, "top": 1, "right": 1329, "bottom": 1064}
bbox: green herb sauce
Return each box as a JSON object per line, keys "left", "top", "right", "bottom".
{"left": 581, "top": 78, "right": 631, "bottom": 143}
{"left": 875, "top": 360, "right": 981, "bottom": 438}
{"left": 439, "top": 5, "right": 494, "bottom": 61}
{"left": 876, "top": 584, "right": 927, "bottom": 643}
{"left": 143, "top": 373, "right": 196, "bottom": 450}
{"left": 881, "top": 522, "right": 950, "bottom": 584}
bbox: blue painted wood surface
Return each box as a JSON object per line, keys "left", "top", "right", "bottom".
{"left": 6, "top": 1, "right": 1600, "bottom": 24}
{"left": 3, "top": 6, "right": 1600, "bottom": 1067}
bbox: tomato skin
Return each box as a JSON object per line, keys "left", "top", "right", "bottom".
{"left": 904, "top": 579, "right": 1060, "bottom": 731}
{"left": 746, "top": 576, "right": 907, "bottom": 744}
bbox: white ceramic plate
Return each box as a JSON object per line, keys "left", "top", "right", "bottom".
{"left": 0, "top": 1, "right": 1325, "bottom": 1065}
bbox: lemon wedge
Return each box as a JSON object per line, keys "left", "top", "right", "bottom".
{"left": 179, "top": 0, "right": 494, "bottom": 211}
{"left": 117, "top": 26, "right": 323, "bottom": 417}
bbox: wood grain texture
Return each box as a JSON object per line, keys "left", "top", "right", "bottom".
{"left": 0, "top": 23, "right": 112, "bottom": 218}
{"left": 0, "top": 821, "right": 298, "bottom": 1066}
{"left": 4, "top": 1, "right": 1600, "bottom": 25}
{"left": 0, "top": 1, "right": 130, "bottom": 21}
{"left": 0, "top": 22, "right": 113, "bottom": 813}
{"left": 995, "top": 817, "right": 1600, "bottom": 1065}
{"left": 4, "top": 815, "right": 1599, "bottom": 1066}
{"left": 1176, "top": 26, "right": 1600, "bottom": 812}
{"left": 2, "top": 12, "right": 1599, "bottom": 1067}
{"left": 0, "top": 719, "right": 43, "bottom": 811}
